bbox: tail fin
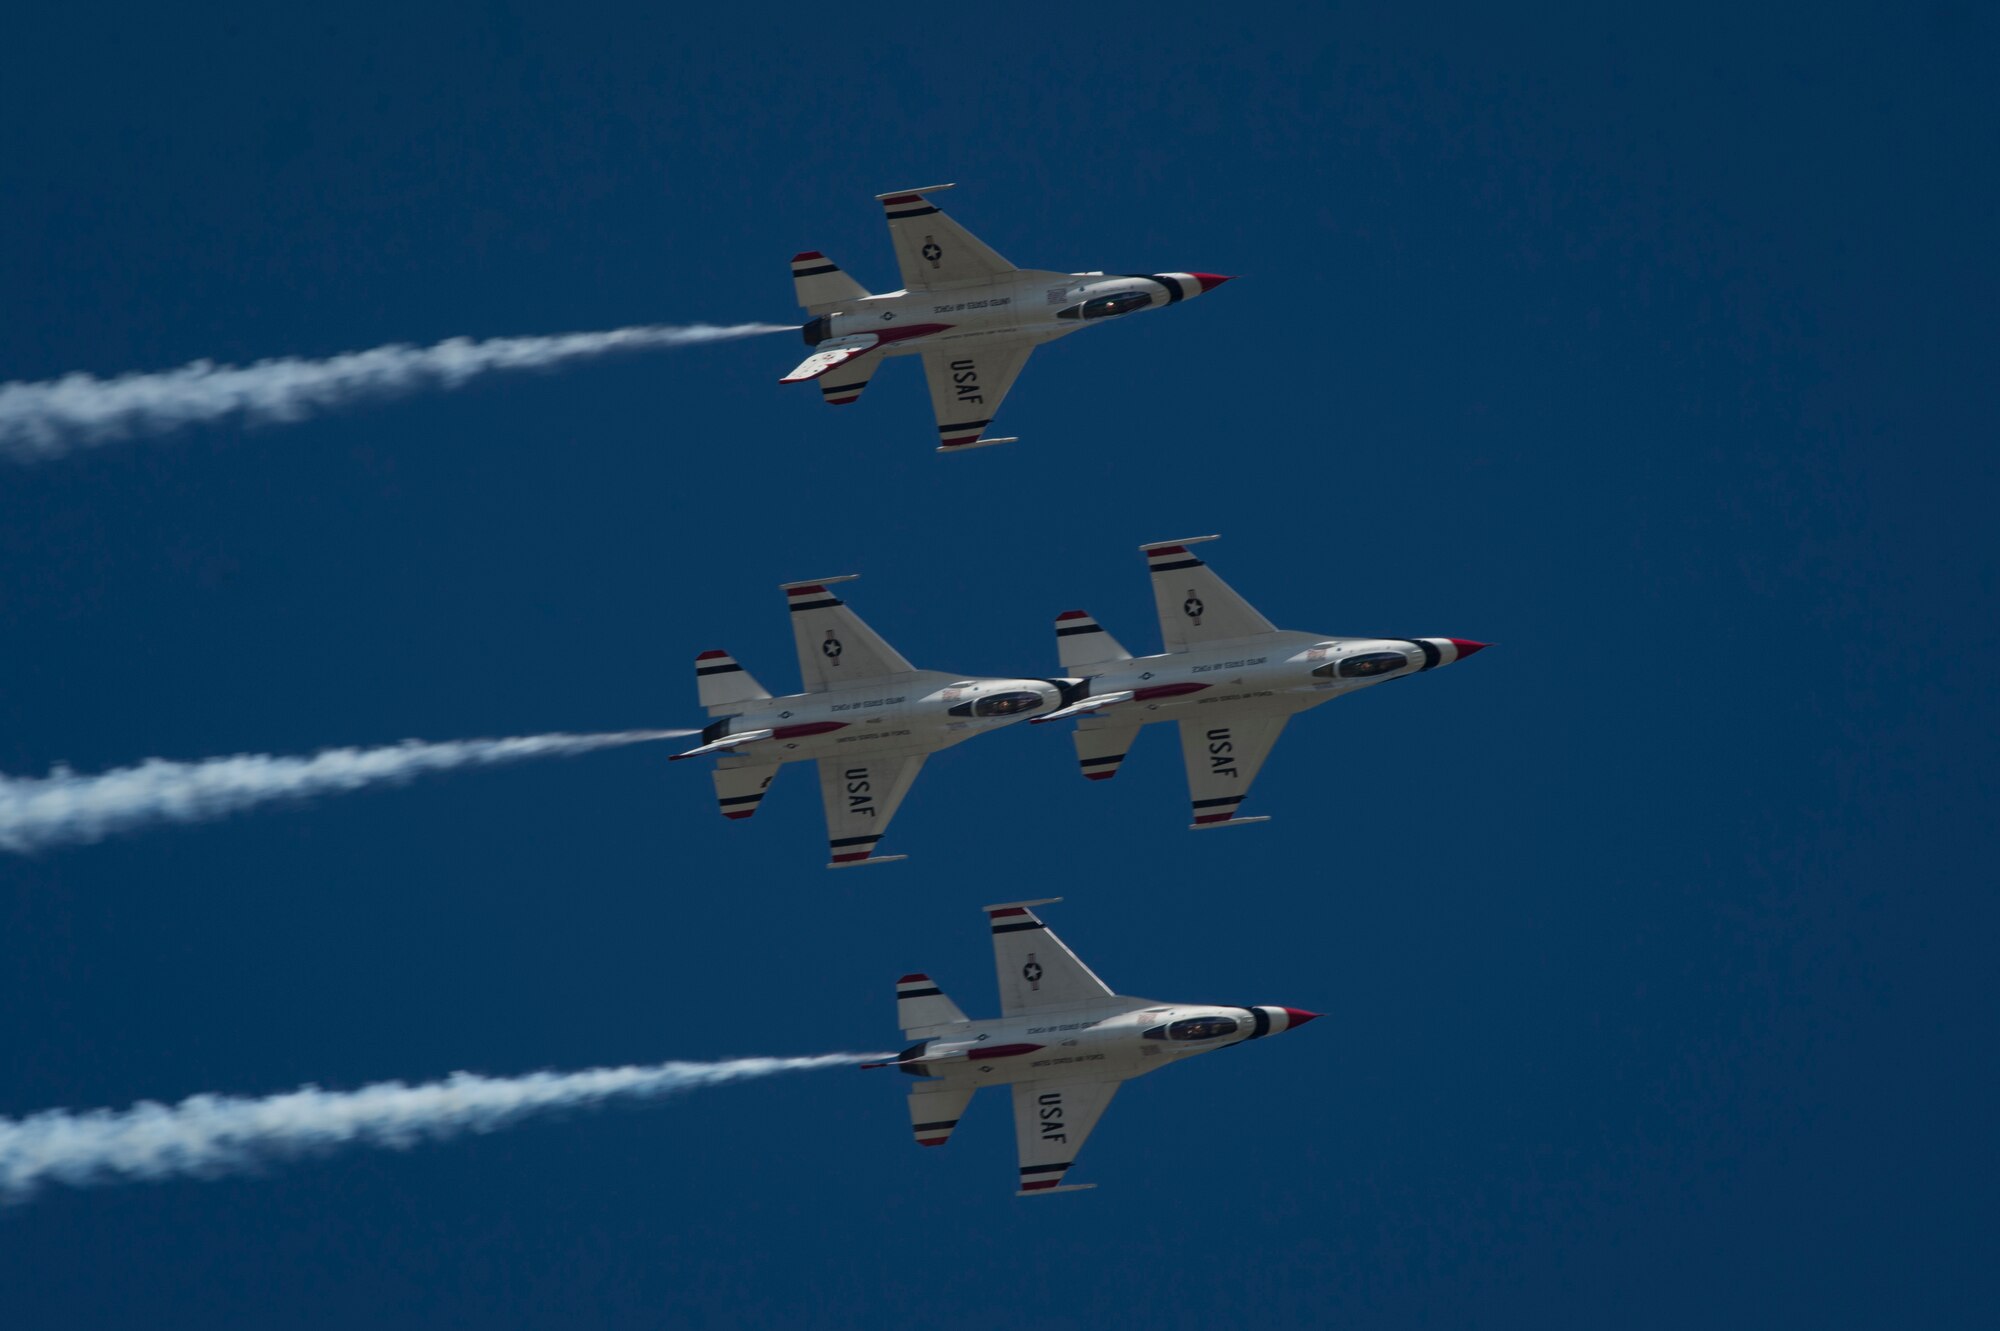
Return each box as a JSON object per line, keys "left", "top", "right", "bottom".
{"left": 897, "top": 973, "right": 969, "bottom": 1036}
{"left": 791, "top": 251, "right": 870, "bottom": 314}
{"left": 1055, "top": 611, "right": 1133, "bottom": 673}
{"left": 696, "top": 650, "right": 772, "bottom": 714}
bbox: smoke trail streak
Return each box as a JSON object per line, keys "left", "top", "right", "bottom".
{"left": 0, "top": 730, "right": 691, "bottom": 853}
{"left": 0, "top": 1054, "right": 883, "bottom": 1203}
{"left": 0, "top": 323, "right": 794, "bottom": 460}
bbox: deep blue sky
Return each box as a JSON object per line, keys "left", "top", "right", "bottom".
{"left": 3, "top": 5, "right": 1994, "bottom": 1327}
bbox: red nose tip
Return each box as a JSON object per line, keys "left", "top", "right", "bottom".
{"left": 1447, "top": 639, "right": 1490, "bottom": 660}
{"left": 1281, "top": 1008, "right": 1320, "bottom": 1029}
{"left": 1190, "top": 273, "right": 1234, "bottom": 292}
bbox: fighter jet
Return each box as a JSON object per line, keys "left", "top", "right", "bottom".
{"left": 1034, "top": 536, "right": 1489, "bottom": 827}
{"left": 782, "top": 184, "right": 1233, "bottom": 452}
{"left": 671, "top": 576, "right": 1070, "bottom": 867}
{"left": 866, "top": 898, "right": 1318, "bottom": 1195}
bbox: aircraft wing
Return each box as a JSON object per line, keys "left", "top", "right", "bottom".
{"left": 1012, "top": 1079, "right": 1120, "bottom": 1195}
{"left": 877, "top": 185, "right": 1015, "bottom": 291}
{"left": 817, "top": 752, "right": 926, "bottom": 867}
{"left": 922, "top": 344, "right": 1031, "bottom": 451}
{"left": 783, "top": 578, "right": 916, "bottom": 691}
{"left": 985, "top": 899, "right": 1113, "bottom": 1016}
{"left": 1180, "top": 714, "right": 1287, "bottom": 828}
{"left": 1141, "top": 537, "right": 1277, "bottom": 651}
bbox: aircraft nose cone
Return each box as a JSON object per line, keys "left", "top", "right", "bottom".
{"left": 1281, "top": 1008, "right": 1321, "bottom": 1030}
{"left": 1447, "top": 639, "right": 1490, "bottom": 661}
{"left": 1190, "top": 273, "right": 1234, "bottom": 292}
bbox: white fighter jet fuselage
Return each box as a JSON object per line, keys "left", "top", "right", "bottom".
{"left": 784, "top": 185, "right": 1232, "bottom": 450}
{"left": 1043, "top": 536, "right": 1489, "bottom": 826}
{"left": 675, "top": 576, "right": 1078, "bottom": 867}
{"left": 684, "top": 670, "right": 1064, "bottom": 766}
{"left": 1052, "top": 631, "right": 1481, "bottom": 738}
{"left": 875, "top": 899, "right": 1318, "bottom": 1195}
{"left": 799, "top": 268, "right": 1229, "bottom": 361}
{"left": 885, "top": 996, "right": 1315, "bottom": 1091}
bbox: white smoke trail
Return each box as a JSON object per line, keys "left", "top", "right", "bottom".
{"left": 0, "top": 1054, "right": 883, "bottom": 1203}
{"left": 0, "top": 322, "right": 794, "bottom": 460}
{"left": 0, "top": 730, "right": 692, "bottom": 853}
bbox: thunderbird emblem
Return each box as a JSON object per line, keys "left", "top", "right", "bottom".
{"left": 823, "top": 633, "right": 843, "bottom": 660}
{"left": 922, "top": 238, "right": 942, "bottom": 264}
{"left": 1022, "top": 957, "right": 1043, "bottom": 988}
{"left": 1184, "top": 594, "right": 1205, "bottom": 624}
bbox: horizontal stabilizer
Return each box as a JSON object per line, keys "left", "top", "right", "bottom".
{"left": 829, "top": 853, "right": 908, "bottom": 870}
{"left": 897, "top": 973, "right": 969, "bottom": 1035}
{"left": 710, "top": 759, "right": 778, "bottom": 821}
{"left": 1072, "top": 719, "right": 1140, "bottom": 782}
{"left": 695, "top": 650, "right": 771, "bottom": 713}
{"left": 669, "top": 728, "right": 774, "bottom": 761}
{"left": 791, "top": 251, "right": 870, "bottom": 314}
{"left": 782, "top": 337, "right": 878, "bottom": 383}
{"left": 1017, "top": 1183, "right": 1097, "bottom": 1198}
{"left": 1055, "top": 611, "right": 1132, "bottom": 673}
{"left": 907, "top": 1082, "right": 975, "bottom": 1149}
{"left": 1031, "top": 691, "right": 1133, "bottom": 725}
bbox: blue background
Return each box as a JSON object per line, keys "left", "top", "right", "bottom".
{"left": 3, "top": 4, "right": 1994, "bottom": 1327}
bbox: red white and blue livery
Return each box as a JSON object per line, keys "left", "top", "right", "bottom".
{"left": 783, "top": 184, "right": 1233, "bottom": 451}
{"left": 869, "top": 899, "right": 1319, "bottom": 1195}
{"left": 673, "top": 576, "right": 1067, "bottom": 867}
{"left": 1037, "top": 535, "right": 1490, "bottom": 827}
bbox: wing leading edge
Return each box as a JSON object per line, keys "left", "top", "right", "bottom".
{"left": 984, "top": 898, "right": 1113, "bottom": 1016}
{"left": 1012, "top": 1079, "right": 1119, "bottom": 1195}
{"left": 782, "top": 577, "right": 915, "bottom": 691}
{"left": 922, "top": 344, "right": 1031, "bottom": 452}
{"left": 1141, "top": 536, "right": 1276, "bottom": 650}
{"left": 876, "top": 184, "right": 1016, "bottom": 291}
{"left": 817, "top": 752, "right": 926, "bottom": 868}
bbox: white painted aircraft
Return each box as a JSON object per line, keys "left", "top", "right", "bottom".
{"left": 670, "top": 576, "right": 1069, "bottom": 867}
{"left": 866, "top": 898, "right": 1318, "bottom": 1195}
{"left": 782, "top": 184, "right": 1233, "bottom": 451}
{"left": 1034, "top": 536, "right": 1489, "bottom": 827}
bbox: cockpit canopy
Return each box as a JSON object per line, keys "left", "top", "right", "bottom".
{"left": 1313, "top": 650, "right": 1409, "bottom": 680}
{"left": 1056, "top": 291, "right": 1155, "bottom": 321}
{"left": 947, "top": 690, "right": 1045, "bottom": 718}
{"left": 1143, "top": 1016, "right": 1241, "bottom": 1042}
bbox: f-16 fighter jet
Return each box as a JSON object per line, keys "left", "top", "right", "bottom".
{"left": 866, "top": 898, "right": 1318, "bottom": 1195}
{"left": 1034, "top": 536, "right": 1489, "bottom": 828}
{"left": 670, "top": 576, "right": 1068, "bottom": 867}
{"left": 781, "top": 184, "right": 1233, "bottom": 452}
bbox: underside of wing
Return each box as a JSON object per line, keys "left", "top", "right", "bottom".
{"left": 985, "top": 899, "right": 1113, "bottom": 1016}
{"left": 783, "top": 578, "right": 916, "bottom": 692}
{"left": 818, "top": 752, "right": 926, "bottom": 868}
{"left": 1141, "top": 536, "right": 1277, "bottom": 651}
{"left": 1012, "top": 1079, "right": 1119, "bottom": 1195}
{"left": 877, "top": 185, "right": 1016, "bottom": 290}
{"left": 922, "top": 344, "right": 1031, "bottom": 452}
{"left": 1179, "top": 714, "right": 1287, "bottom": 829}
